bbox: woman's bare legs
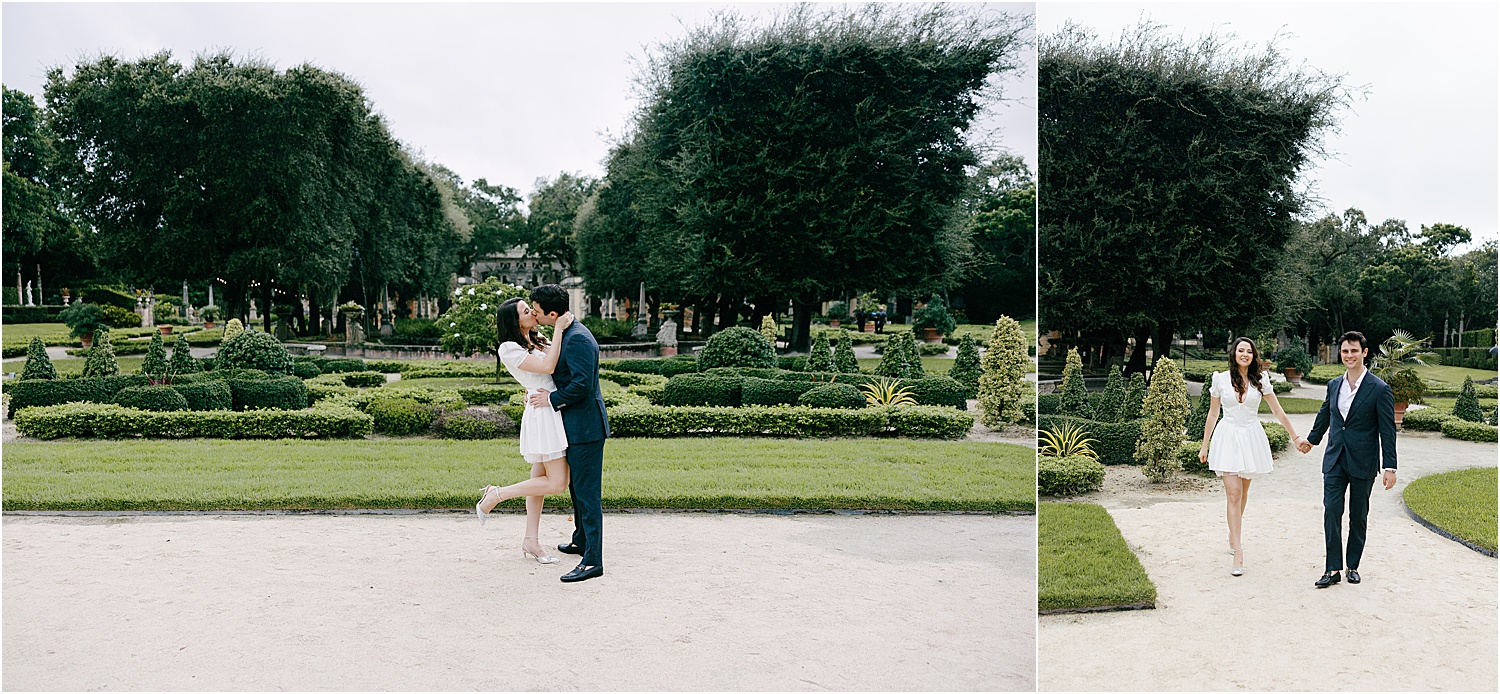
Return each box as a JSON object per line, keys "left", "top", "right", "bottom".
{"left": 1224, "top": 474, "right": 1247, "bottom": 571}
{"left": 479, "top": 456, "right": 570, "bottom": 515}
{"left": 522, "top": 462, "right": 547, "bottom": 557}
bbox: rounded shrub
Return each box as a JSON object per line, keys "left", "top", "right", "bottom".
{"left": 113, "top": 385, "right": 190, "bottom": 412}
{"left": 1037, "top": 455, "right": 1105, "bottom": 496}
{"left": 741, "top": 377, "right": 820, "bottom": 406}
{"left": 367, "top": 397, "right": 438, "bottom": 436}
{"left": 798, "top": 383, "right": 867, "bottom": 409}
{"left": 901, "top": 376, "right": 969, "bottom": 409}
{"left": 698, "top": 327, "right": 776, "bottom": 371}
{"left": 341, "top": 372, "right": 387, "bottom": 388}
{"left": 662, "top": 374, "right": 744, "bottom": 407}
{"left": 215, "top": 330, "right": 293, "bottom": 375}
{"left": 433, "top": 408, "right": 518, "bottom": 439}
{"left": 291, "top": 361, "right": 321, "bottom": 379}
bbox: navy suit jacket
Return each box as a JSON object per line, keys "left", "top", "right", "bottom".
{"left": 546, "top": 322, "right": 610, "bottom": 444}
{"left": 1306, "top": 372, "right": 1398, "bottom": 479}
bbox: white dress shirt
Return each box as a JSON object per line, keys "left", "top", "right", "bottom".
{"left": 1338, "top": 368, "right": 1366, "bottom": 421}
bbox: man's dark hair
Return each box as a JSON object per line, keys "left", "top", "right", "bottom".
{"left": 530, "top": 284, "right": 570, "bottom": 316}
{"left": 1338, "top": 331, "right": 1367, "bottom": 351}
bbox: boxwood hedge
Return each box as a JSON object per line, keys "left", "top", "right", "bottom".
{"left": 14, "top": 402, "right": 372, "bottom": 439}
{"left": 798, "top": 383, "right": 866, "bottom": 409}
{"left": 741, "top": 377, "right": 820, "bottom": 406}
{"left": 606, "top": 403, "right": 973, "bottom": 439}
{"left": 432, "top": 408, "right": 517, "bottom": 439}
{"left": 1401, "top": 406, "right": 1452, "bottom": 432}
{"left": 1441, "top": 419, "right": 1499, "bottom": 443}
{"left": 662, "top": 374, "right": 743, "bottom": 407}
{"left": 228, "top": 377, "right": 309, "bottom": 411}
{"left": 5, "top": 374, "right": 150, "bottom": 412}
{"left": 1037, "top": 414, "right": 1144, "bottom": 466}
{"left": 113, "top": 385, "right": 189, "bottom": 412}
{"left": 1038, "top": 455, "right": 1105, "bottom": 496}
{"left": 171, "top": 381, "right": 234, "bottom": 411}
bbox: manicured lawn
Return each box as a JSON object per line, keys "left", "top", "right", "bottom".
{"left": 1038, "top": 502, "right": 1157, "bottom": 612}
{"left": 1189, "top": 395, "right": 1326, "bottom": 415}
{"left": 2, "top": 438, "right": 1036, "bottom": 512}
{"left": 1403, "top": 467, "right": 1497, "bottom": 552}
{"left": 0, "top": 322, "right": 71, "bottom": 340}
{"left": 858, "top": 357, "right": 955, "bottom": 374}
{"left": 385, "top": 376, "right": 510, "bottom": 390}
{"left": 1410, "top": 364, "right": 1498, "bottom": 387}
{"left": 49, "top": 356, "right": 147, "bottom": 376}
{"left": 1421, "top": 397, "right": 1498, "bottom": 412}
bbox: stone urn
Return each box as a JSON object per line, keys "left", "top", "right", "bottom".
{"left": 80, "top": 331, "right": 94, "bottom": 349}
{"left": 829, "top": 319, "right": 841, "bottom": 329}
{"left": 159, "top": 325, "right": 174, "bottom": 335}
{"left": 1393, "top": 401, "right": 1409, "bottom": 428}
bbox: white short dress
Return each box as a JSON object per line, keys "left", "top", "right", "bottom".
{"left": 1207, "top": 370, "right": 1275, "bottom": 479}
{"left": 498, "top": 341, "right": 569, "bottom": 464}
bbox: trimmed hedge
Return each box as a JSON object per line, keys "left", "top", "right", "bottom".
{"left": 605, "top": 403, "right": 973, "bottom": 439}
{"left": 1430, "top": 347, "right": 1498, "bottom": 371}
{"left": 1179, "top": 440, "right": 1207, "bottom": 474}
{"left": 1441, "top": 419, "right": 1499, "bottom": 443}
{"left": 798, "top": 383, "right": 867, "bottom": 409}
{"left": 703, "top": 366, "right": 780, "bottom": 380}
{"left": 1037, "top": 393, "right": 1060, "bottom": 415}
{"left": 1402, "top": 406, "right": 1452, "bottom": 432}
{"left": 456, "top": 384, "right": 525, "bottom": 405}
{"left": 229, "top": 377, "right": 309, "bottom": 411}
{"left": 14, "top": 402, "right": 372, "bottom": 439}
{"left": 340, "top": 372, "right": 388, "bottom": 388}
{"left": 1038, "top": 455, "right": 1105, "bottom": 496}
{"left": 432, "top": 408, "right": 517, "bottom": 439}
{"left": 316, "top": 357, "right": 369, "bottom": 374}
{"left": 662, "top": 374, "right": 743, "bottom": 407}
{"left": 215, "top": 330, "right": 293, "bottom": 375}
{"left": 1036, "top": 414, "right": 1143, "bottom": 466}
{"left": 741, "top": 377, "right": 820, "bottom": 406}
{"left": 598, "top": 371, "right": 669, "bottom": 388}
{"left": 113, "top": 385, "right": 189, "bottom": 412}
{"left": 291, "top": 362, "right": 321, "bottom": 379}
{"left": 367, "top": 397, "right": 439, "bottom": 436}
{"left": 629, "top": 383, "right": 667, "bottom": 405}
{"left": 601, "top": 356, "right": 699, "bottom": 377}
{"left": 697, "top": 327, "right": 776, "bottom": 370}
{"left": 1263, "top": 421, "right": 1290, "bottom": 452}
{"left": 5, "top": 374, "right": 151, "bottom": 413}
{"left": 900, "top": 376, "right": 968, "bottom": 410}
{"left": 171, "top": 381, "right": 234, "bottom": 411}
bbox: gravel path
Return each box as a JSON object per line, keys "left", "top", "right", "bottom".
{"left": 1040, "top": 412, "right": 1498, "bottom": 691}
{"left": 4, "top": 513, "right": 1036, "bottom": 691}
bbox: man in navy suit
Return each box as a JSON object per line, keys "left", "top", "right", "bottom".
{"left": 1298, "top": 331, "right": 1398, "bottom": 588}
{"left": 526, "top": 284, "right": 610, "bottom": 583}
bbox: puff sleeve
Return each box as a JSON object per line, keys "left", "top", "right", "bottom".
{"left": 498, "top": 341, "right": 528, "bottom": 372}
{"left": 1209, "top": 371, "right": 1224, "bottom": 399}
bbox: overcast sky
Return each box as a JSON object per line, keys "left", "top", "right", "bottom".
{"left": 3, "top": 2, "right": 1036, "bottom": 201}
{"left": 1038, "top": 2, "right": 1499, "bottom": 246}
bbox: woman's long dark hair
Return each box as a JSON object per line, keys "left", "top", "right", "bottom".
{"left": 497, "top": 297, "right": 550, "bottom": 352}
{"left": 1227, "top": 336, "right": 1265, "bottom": 401}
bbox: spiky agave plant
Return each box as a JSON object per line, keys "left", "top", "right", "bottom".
{"left": 1038, "top": 421, "right": 1098, "bottom": 459}
{"left": 860, "top": 377, "right": 917, "bottom": 406}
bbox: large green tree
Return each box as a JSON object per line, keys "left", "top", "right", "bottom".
{"left": 523, "top": 172, "right": 597, "bottom": 277}
{"left": 2, "top": 85, "right": 92, "bottom": 297}
{"left": 579, "top": 4, "right": 1028, "bottom": 351}
{"left": 952, "top": 153, "right": 1036, "bottom": 322}
{"left": 1039, "top": 23, "right": 1350, "bottom": 373}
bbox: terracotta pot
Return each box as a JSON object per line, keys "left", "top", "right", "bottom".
{"left": 864, "top": 324, "right": 876, "bottom": 333}
{"left": 204, "top": 321, "right": 216, "bottom": 329}
{"left": 80, "top": 332, "right": 94, "bottom": 348}
{"left": 159, "top": 325, "right": 173, "bottom": 335}
{"left": 1394, "top": 401, "right": 1409, "bottom": 428}
{"left": 829, "top": 320, "right": 841, "bottom": 329}
{"left": 1283, "top": 367, "right": 1301, "bottom": 385}
{"left": 921, "top": 327, "right": 942, "bottom": 343}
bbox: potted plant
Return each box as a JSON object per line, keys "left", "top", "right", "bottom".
{"left": 59, "top": 302, "right": 107, "bottom": 348}
{"left": 1273, "top": 336, "right": 1314, "bottom": 385}
{"left": 1386, "top": 368, "right": 1425, "bottom": 427}
{"left": 825, "top": 301, "right": 850, "bottom": 330}
{"left": 199, "top": 305, "right": 223, "bottom": 329}
{"left": 911, "top": 294, "right": 957, "bottom": 343}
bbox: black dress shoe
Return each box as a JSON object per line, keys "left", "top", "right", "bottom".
{"left": 1346, "top": 569, "right": 1361, "bottom": 584}
{"left": 556, "top": 543, "right": 584, "bottom": 556}
{"left": 560, "top": 563, "right": 603, "bottom": 583}
{"left": 1314, "top": 571, "right": 1342, "bottom": 588}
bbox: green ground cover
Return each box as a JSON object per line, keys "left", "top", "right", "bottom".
{"left": 1410, "top": 364, "right": 1498, "bottom": 387}
{"left": 1038, "top": 502, "right": 1157, "bottom": 612}
{"left": 2, "top": 438, "right": 1035, "bottom": 512}
{"left": 384, "top": 376, "right": 502, "bottom": 390}
{"left": 0, "top": 323, "right": 72, "bottom": 340}
{"left": 1188, "top": 395, "right": 1325, "bottom": 415}
{"left": 1403, "top": 467, "right": 1497, "bottom": 553}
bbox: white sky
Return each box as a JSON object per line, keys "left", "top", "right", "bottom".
{"left": 1038, "top": 2, "right": 1500, "bottom": 245}
{"left": 2, "top": 2, "right": 1037, "bottom": 200}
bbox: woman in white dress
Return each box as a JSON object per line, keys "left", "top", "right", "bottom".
{"left": 475, "top": 297, "right": 575, "bottom": 564}
{"left": 1197, "top": 337, "right": 1301, "bottom": 576}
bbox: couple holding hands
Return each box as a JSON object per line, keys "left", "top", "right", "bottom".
{"left": 1198, "top": 331, "right": 1398, "bottom": 586}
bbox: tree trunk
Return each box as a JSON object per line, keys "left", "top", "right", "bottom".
{"left": 791, "top": 291, "right": 816, "bottom": 354}
{"left": 1126, "top": 326, "right": 1151, "bottom": 375}
{"left": 719, "top": 294, "right": 738, "bottom": 331}
{"left": 262, "top": 273, "right": 273, "bottom": 333}
{"left": 1153, "top": 322, "right": 1175, "bottom": 364}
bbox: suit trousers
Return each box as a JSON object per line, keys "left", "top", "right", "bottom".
{"left": 567, "top": 438, "right": 606, "bottom": 567}
{"left": 1323, "top": 451, "right": 1376, "bottom": 572}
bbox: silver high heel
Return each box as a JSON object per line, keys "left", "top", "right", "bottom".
{"left": 476, "top": 485, "right": 500, "bottom": 526}
{"left": 1229, "top": 547, "right": 1244, "bottom": 576}
{"left": 522, "top": 535, "right": 559, "bottom": 564}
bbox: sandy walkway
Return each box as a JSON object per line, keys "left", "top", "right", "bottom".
{"left": 4, "top": 512, "right": 1035, "bottom": 691}
{"left": 1040, "top": 412, "right": 1498, "bottom": 691}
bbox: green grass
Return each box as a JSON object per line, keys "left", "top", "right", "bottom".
{"left": 1, "top": 438, "right": 1036, "bottom": 512}
{"left": 0, "top": 322, "right": 72, "bottom": 340}
{"left": 1409, "top": 364, "right": 1498, "bottom": 387}
{"left": 1421, "top": 397, "right": 1498, "bottom": 411}
{"left": 857, "top": 357, "right": 954, "bottom": 374}
{"left": 384, "top": 376, "right": 507, "bottom": 390}
{"left": 1038, "top": 502, "right": 1157, "bottom": 612}
{"left": 1403, "top": 467, "right": 1497, "bottom": 552}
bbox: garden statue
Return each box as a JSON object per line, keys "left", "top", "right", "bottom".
{"left": 24, "top": 281, "right": 33, "bottom": 306}
{"left": 631, "top": 281, "right": 650, "bottom": 339}
{"left": 657, "top": 313, "right": 679, "bottom": 356}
